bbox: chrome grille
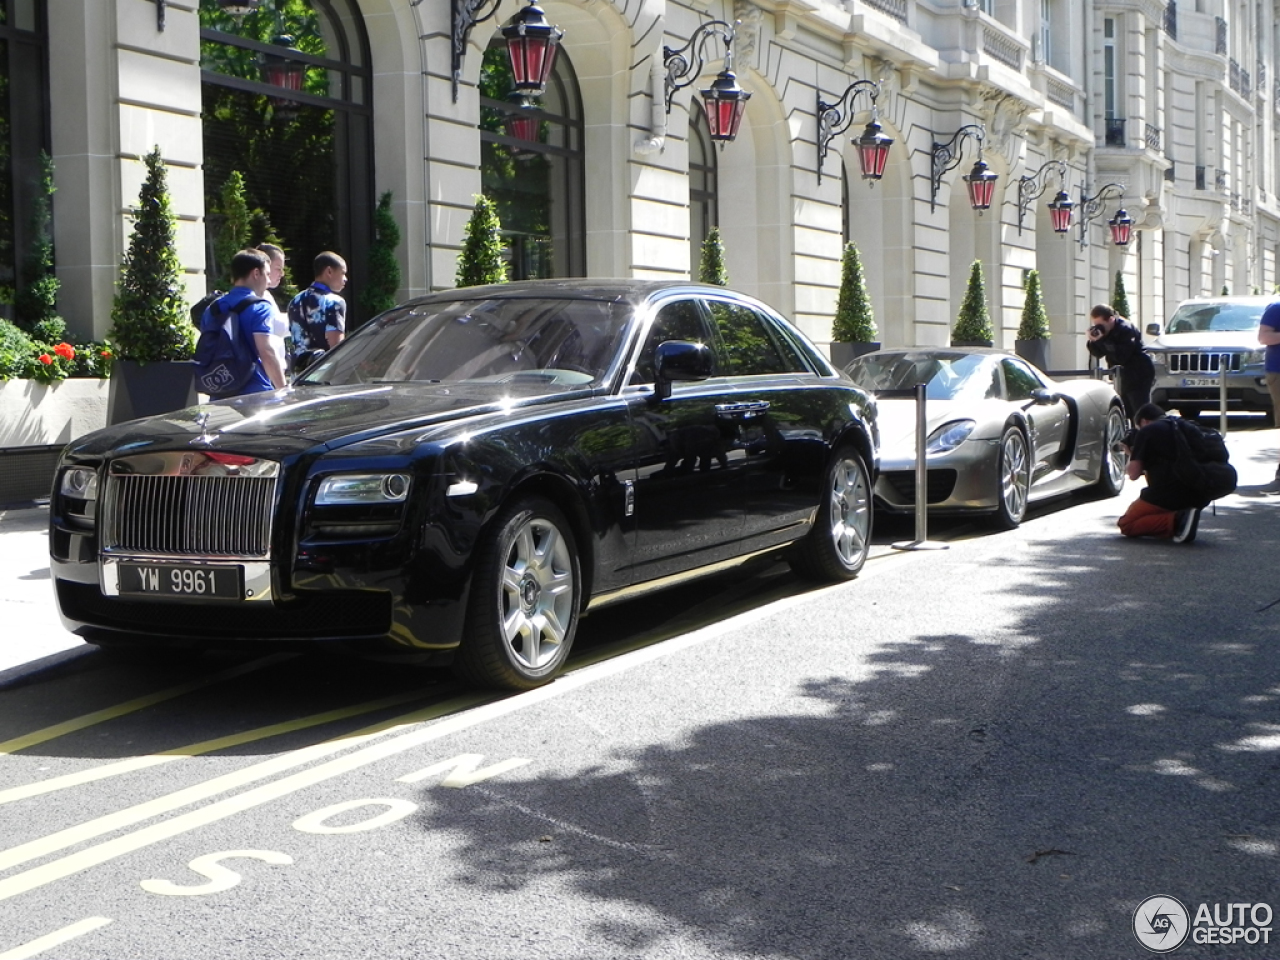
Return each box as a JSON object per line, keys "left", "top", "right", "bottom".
{"left": 1166, "top": 352, "right": 1242, "bottom": 373}
{"left": 102, "top": 453, "right": 279, "bottom": 558}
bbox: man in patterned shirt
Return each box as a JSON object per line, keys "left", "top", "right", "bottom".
{"left": 288, "top": 251, "right": 348, "bottom": 371}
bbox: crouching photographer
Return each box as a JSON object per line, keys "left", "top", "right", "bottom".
{"left": 1116, "top": 404, "right": 1236, "bottom": 544}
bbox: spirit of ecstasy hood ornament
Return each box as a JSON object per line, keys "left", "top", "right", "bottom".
{"left": 190, "top": 411, "right": 216, "bottom": 447}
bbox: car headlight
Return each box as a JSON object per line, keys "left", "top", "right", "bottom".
{"left": 60, "top": 466, "right": 98, "bottom": 500}
{"left": 925, "top": 420, "right": 976, "bottom": 454}
{"left": 1240, "top": 349, "right": 1265, "bottom": 366}
{"left": 315, "top": 473, "right": 411, "bottom": 505}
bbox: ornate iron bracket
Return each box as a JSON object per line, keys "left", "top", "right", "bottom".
{"left": 1078, "top": 182, "right": 1125, "bottom": 248}
{"left": 663, "top": 20, "right": 736, "bottom": 114}
{"left": 930, "top": 124, "right": 985, "bottom": 212}
{"left": 426, "top": 0, "right": 504, "bottom": 103}
{"left": 816, "top": 79, "right": 881, "bottom": 185}
{"left": 1016, "top": 160, "right": 1068, "bottom": 235}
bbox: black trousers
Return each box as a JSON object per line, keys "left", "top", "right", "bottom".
{"left": 1112, "top": 365, "right": 1153, "bottom": 423}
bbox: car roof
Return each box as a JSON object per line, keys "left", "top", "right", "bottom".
{"left": 404, "top": 279, "right": 744, "bottom": 310}
{"left": 1173, "top": 295, "right": 1275, "bottom": 308}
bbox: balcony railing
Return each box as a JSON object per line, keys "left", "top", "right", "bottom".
{"left": 1145, "top": 123, "right": 1161, "bottom": 150}
{"left": 1046, "top": 76, "right": 1076, "bottom": 111}
{"left": 1104, "top": 118, "right": 1126, "bottom": 147}
{"left": 1163, "top": 1, "right": 1177, "bottom": 40}
{"left": 981, "top": 27, "right": 1024, "bottom": 70}
{"left": 1229, "top": 59, "right": 1252, "bottom": 98}
{"left": 863, "top": 0, "right": 908, "bottom": 24}
{"left": 1196, "top": 165, "right": 1206, "bottom": 189}
{"left": 1216, "top": 167, "right": 1228, "bottom": 190}
{"left": 1259, "top": 61, "right": 1267, "bottom": 90}
{"left": 1216, "top": 16, "right": 1227, "bottom": 56}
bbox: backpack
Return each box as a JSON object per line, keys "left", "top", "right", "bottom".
{"left": 190, "top": 290, "right": 225, "bottom": 327}
{"left": 1170, "top": 417, "right": 1238, "bottom": 507}
{"left": 193, "top": 295, "right": 264, "bottom": 398}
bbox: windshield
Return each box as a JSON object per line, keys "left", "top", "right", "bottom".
{"left": 1166, "top": 302, "right": 1267, "bottom": 333}
{"left": 297, "top": 296, "right": 633, "bottom": 388}
{"left": 846, "top": 351, "right": 999, "bottom": 401}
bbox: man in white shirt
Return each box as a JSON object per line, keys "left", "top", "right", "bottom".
{"left": 257, "top": 242, "right": 291, "bottom": 377}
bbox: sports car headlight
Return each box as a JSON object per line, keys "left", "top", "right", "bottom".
{"left": 60, "top": 466, "right": 98, "bottom": 500}
{"left": 315, "top": 473, "right": 411, "bottom": 505}
{"left": 925, "top": 420, "right": 976, "bottom": 454}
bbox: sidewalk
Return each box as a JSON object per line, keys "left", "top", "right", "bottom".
{"left": 1, "top": 423, "right": 1278, "bottom": 686}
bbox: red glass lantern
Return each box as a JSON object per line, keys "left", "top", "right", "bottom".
{"left": 1109, "top": 208, "right": 1134, "bottom": 246}
{"left": 854, "top": 119, "right": 893, "bottom": 183}
{"left": 504, "top": 96, "right": 541, "bottom": 145}
{"left": 963, "top": 158, "right": 998, "bottom": 212}
{"left": 501, "top": 1, "right": 563, "bottom": 96}
{"left": 1048, "top": 189, "right": 1074, "bottom": 234}
{"left": 264, "top": 35, "right": 305, "bottom": 118}
{"left": 701, "top": 68, "right": 752, "bottom": 142}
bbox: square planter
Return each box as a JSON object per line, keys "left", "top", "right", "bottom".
{"left": 0, "top": 378, "right": 110, "bottom": 503}
{"left": 107, "top": 360, "right": 198, "bottom": 425}
{"left": 1014, "top": 339, "right": 1050, "bottom": 371}
{"left": 829, "top": 341, "right": 881, "bottom": 370}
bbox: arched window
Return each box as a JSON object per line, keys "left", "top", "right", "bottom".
{"left": 479, "top": 41, "right": 584, "bottom": 280}
{"left": 689, "top": 102, "right": 718, "bottom": 270}
{"left": 198, "top": 0, "right": 372, "bottom": 319}
{"left": 0, "top": 0, "right": 49, "bottom": 315}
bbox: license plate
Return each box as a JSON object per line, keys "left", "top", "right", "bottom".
{"left": 1181, "top": 377, "right": 1222, "bottom": 387}
{"left": 117, "top": 563, "right": 243, "bottom": 600}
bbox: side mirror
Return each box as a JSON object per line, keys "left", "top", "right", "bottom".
{"left": 652, "top": 340, "right": 713, "bottom": 400}
{"left": 1029, "top": 387, "right": 1058, "bottom": 405}
{"left": 1146, "top": 322, "right": 1161, "bottom": 337}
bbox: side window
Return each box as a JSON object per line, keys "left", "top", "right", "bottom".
{"left": 1001, "top": 358, "right": 1042, "bottom": 401}
{"left": 631, "top": 300, "right": 710, "bottom": 384}
{"left": 707, "top": 301, "right": 807, "bottom": 376}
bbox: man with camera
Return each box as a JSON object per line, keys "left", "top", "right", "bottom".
{"left": 1116, "top": 403, "right": 1205, "bottom": 543}
{"left": 1086, "top": 303, "right": 1154, "bottom": 423}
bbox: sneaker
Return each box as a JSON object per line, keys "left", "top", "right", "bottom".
{"left": 1172, "top": 508, "right": 1201, "bottom": 544}
{"left": 1261, "top": 473, "right": 1280, "bottom": 494}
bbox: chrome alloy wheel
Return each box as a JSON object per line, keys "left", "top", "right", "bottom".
{"left": 998, "top": 428, "right": 1030, "bottom": 525}
{"left": 500, "top": 516, "right": 575, "bottom": 670}
{"left": 828, "top": 454, "right": 872, "bottom": 569}
{"left": 1103, "top": 407, "right": 1129, "bottom": 490}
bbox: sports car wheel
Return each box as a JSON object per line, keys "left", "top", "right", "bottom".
{"left": 1095, "top": 405, "right": 1128, "bottom": 497}
{"left": 991, "top": 426, "right": 1030, "bottom": 530}
{"left": 456, "top": 497, "right": 581, "bottom": 690}
{"left": 788, "top": 447, "right": 872, "bottom": 581}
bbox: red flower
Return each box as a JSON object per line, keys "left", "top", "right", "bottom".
{"left": 100, "top": 349, "right": 112, "bottom": 358}
{"left": 54, "top": 342, "right": 75, "bottom": 360}
{"left": 38, "top": 354, "right": 53, "bottom": 365}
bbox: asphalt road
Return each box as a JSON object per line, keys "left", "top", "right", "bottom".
{"left": 0, "top": 422, "right": 1278, "bottom": 960}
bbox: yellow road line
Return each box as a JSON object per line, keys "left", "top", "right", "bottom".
{"left": 0, "top": 688, "right": 433, "bottom": 805}
{"left": 0, "top": 692, "right": 496, "bottom": 877}
{"left": 0, "top": 917, "right": 112, "bottom": 960}
{"left": 0, "top": 654, "right": 296, "bottom": 755}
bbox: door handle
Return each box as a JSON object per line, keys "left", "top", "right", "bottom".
{"left": 715, "top": 400, "right": 771, "bottom": 416}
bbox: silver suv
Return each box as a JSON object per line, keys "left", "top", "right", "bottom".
{"left": 1148, "top": 295, "right": 1274, "bottom": 422}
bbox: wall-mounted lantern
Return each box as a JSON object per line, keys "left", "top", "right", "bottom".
{"left": 931, "top": 124, "right": 998, "bottom": 214}
{"left": 664, "top": 20, "right": 752, "bottom": 144}
{"left": 816, "top": 80, "right": 892, "bottom": 185}
{"left": 1078, "top": 182, "right": 1129, "bottom": 247}
{"left": 262, "top": 34, "right": 306, "bottom": 120}
{"left": 432, "top": 0, "right": 565, "bottom": 104}
{"left": 502, "top": 94, "right": 541, "bottom": 146}
{"left": 1016, "top": 160, "right": 1073, "bottom": 236}
{"left": 217, "top": 0, "right": 261, "bottom": 16}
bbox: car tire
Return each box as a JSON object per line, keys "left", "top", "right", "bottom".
{"left": 788, "top": 447, "right": 872, "bottom": 582}
{"left": 1177, "top": 404, "right": 1202, "bottom": 421}
{"left": 991, "top": 426, "right": 1030, "bottom": 530}
{"left": 1094, "top": 405, "right": 1128, "bottom": 498}
{"left": 455, "top": 496, "right": 581, "bottom": 691}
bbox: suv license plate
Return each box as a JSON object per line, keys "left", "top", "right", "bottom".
{"left": 1181, "top": 377, "right": 1222, "bottom": 387}
{"left": 117, "top": 563, "right": 243, "bottom": 600}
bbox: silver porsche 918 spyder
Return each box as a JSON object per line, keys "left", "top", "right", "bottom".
{"left": 845, "top": 347, "right": 1129, "bottom": 528}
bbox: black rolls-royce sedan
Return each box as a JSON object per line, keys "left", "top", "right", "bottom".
{"left": 51, "top": 280, "right": 879, "bottom": 689}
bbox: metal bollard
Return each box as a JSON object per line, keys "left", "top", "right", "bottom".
{"left": 891, "top": 381, "right": 948, "bottom": 552}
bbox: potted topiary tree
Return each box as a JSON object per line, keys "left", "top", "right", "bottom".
{"left": 698, "top": 226, "right": 728, "bottom": 286}
{"left": 1112, "top": 270, "right": 1133, "bottom": 321}
{"left": 362, "top": 190, "right": 402, "bottom": 318}
{"left": 456, "top": 195, "right": 507, "bottom": 288}
{"left": 952, "top": 259, "right": 994, "bottom": 347}
{"left": 1015, "top": 268, "right": 1050, "bottom": 371}
{"left": 107, "top": 146, "right": 196, "bottom": 424}
{"left": 829, "top": 242, "right": 879, "bottom": 368}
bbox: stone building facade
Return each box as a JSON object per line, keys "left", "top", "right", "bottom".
{"left": 8, "top": 0, "right": 1280, "bottom": 371}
